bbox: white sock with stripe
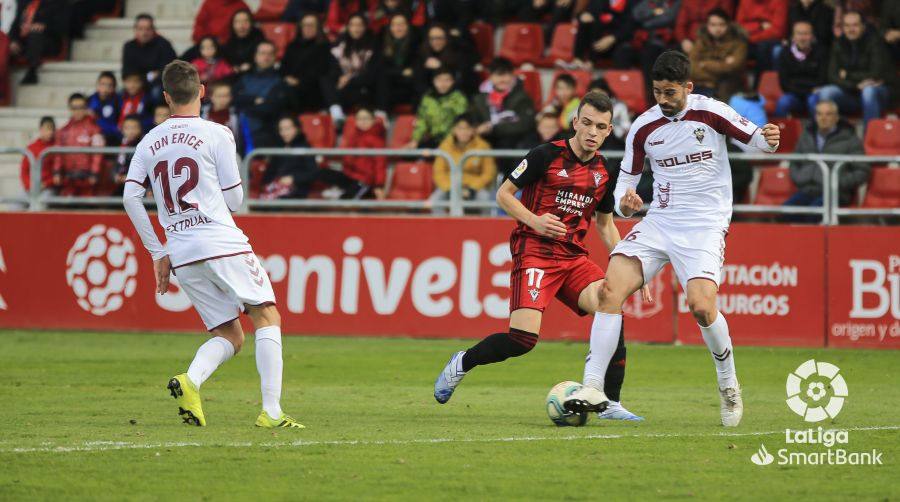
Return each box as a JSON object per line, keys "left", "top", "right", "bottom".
{"left": 255, "top": 326, "right": 284, "bottom": 419}
{"left": 186, "top": 336, "right": 235, "bottom": 388}
{"left": 583, "top": 312, "right": 622, "bottom": 391}
{"left": 699, "top": 313, "right": 737, "bottom": 389}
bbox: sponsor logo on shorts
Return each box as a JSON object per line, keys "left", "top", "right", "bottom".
{"left": 511, "top": 159, "right": 528, "bottom": 179}
{"left": 657, "top": 182, "right": 671, "bottom": 208}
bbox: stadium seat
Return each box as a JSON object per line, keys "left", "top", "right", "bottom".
{"left": 542, "top": 22, "right": 578, "bottom": 67}
{"left": 861, "top": 168, "right": 900, "bottom": 208}
{"left": 753, "top": 166, "right": 796, "bottom": 206}
{"left": 259, "top": 22, "right": 296, "bottom": 59}
{"left": 604, "top": 70, "right": 646, "bottom": 115}
{"left": 255, "top": 0, "right": 289, "bottom": 21}
{"left": 469, "top": 21, "right": 495, "bottom": 66}
{"left": 864, "top": 119, "right": 900, "bottom": 155}
{"left": 389, "top": 114, "right": 416, "bottom": 149}
{"left": 387, "top": 161, "right": 433, "bottom": 200}
{"left": 249, "top": 158, "right": 269, "bottom": 198}
{"left": 758, "top": 71, "right": 782, "bottom": 116}
{"left": 299, "top": 113, "right": 336, "bottom": 148}
{"left": 772, "top": 118, "right": 802, "bottom": 153}
{"left": 514, "top": 69, "right": 542, "bottom": 108}
{"left": 498, "top": 23, "right": 544, "bottom": 66}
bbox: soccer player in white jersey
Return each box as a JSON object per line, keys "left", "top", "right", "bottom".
{"left": 563, "top": 51, "right": 780, "bottom": 426}
{"left": 122, "top": 60, "right": 303, "bottom": 429}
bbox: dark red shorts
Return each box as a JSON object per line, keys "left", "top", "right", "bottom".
{"left": 510, "top": 254, "right": 606, "bottom": 316}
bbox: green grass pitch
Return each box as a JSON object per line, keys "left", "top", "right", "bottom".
{"left": 1, "top": 330, "right": 898, "bottom": 500}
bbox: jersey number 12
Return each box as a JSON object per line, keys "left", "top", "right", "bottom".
{"left": 153, "top": 157, "right": 199, "bottom": 215}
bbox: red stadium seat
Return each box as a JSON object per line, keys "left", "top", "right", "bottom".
{"left": 514, "top": 69, "right": 542, "bottom": 108}
{"left": 498, "top": 23, "right": 544, "bottom": 66}
{"left": 772, "top": 118, "right": 802, "bottom": 153}
{"left": 604, "top": 70, "right": 646, "bottom": 115}
{"left": 299, "top": 113, "right": 336, "bottom": 148}
{"left": 389, "top": 114, "right": 416, "bottom": 148}
{"left": 864, "top": 119, "right": 900, "bottom": 155}
{"left": 542, "top": 22, "right": 578, "bottom": 67}
{"left": 387, "top": 161, "right": 433, "bottom": 200}
{"left": 248, "top": 158, "right": 269, "bottom": 198}
{"left": 758, "top": 71, "right": 782, "bottom": 116}
{"left": 469, "top": 21, "right": 495, "bottom": 66}
{"left": 255, "top": 0, "right": 289, "bottom": 21}
{"left": 861, "top": 168, "right": 900, "bottom": 208}
{"left": 753, "top": 166, "right": 796, "bottom": 206}
{"left": 259, "top": 22, "right": 296, "bottom": 59}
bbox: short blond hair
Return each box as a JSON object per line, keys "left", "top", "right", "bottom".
{"left": 162, "top": 60, "right": 201, "bottom": 105}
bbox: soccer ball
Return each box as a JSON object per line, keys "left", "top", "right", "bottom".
{"left": 546, "top": 381, "right": 589, "bottom": 427}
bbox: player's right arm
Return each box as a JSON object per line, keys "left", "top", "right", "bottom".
{"left": 122, "top": 148, "right": 170, "bottom": 294}
{"left": 614, "top": 119, "right": 647, "bottom": 218}
{"left": 497, "top": 145, "right": 566, "bottom": 238}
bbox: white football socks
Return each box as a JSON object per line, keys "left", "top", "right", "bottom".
{"left": 583, "top": 312, "right": 622, "bottom": 391}
{"left": 186, "top": 336, "right": 235, "bottom": 389}
{"left": 255, "top": 326, "right": 284, "bottom": 419}
{"left": 699, "top": 313, "right": 737, "bottom": 389}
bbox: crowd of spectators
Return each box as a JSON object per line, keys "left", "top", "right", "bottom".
{"left": 9, "top": 0, "right": 900, "bottom": 211}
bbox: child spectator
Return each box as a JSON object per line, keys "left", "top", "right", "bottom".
{"left": 339, "top": 108, "right": 387, "bottom": 199}
{"left": 201, "top": 81, "right": 241, "bottom": 149}
{"left": 153, "top": 103, "right": 170, "bottom": 127}
{"left": 430, "top": 113, "right": 496, "bottom": 213}
{"left": 20, "top": 116, "right": 56, "bottom": 194}
{"left": 407, "top": 68, "right": 468, "bottom": 149}
{"left": 541, "top": 73, "right": 579, "bottom": 131}
{"left": 222, "top": 9, "right": 264, "bottom": 76}
{"left": 191, "top": 36, "right": 233, "bottom": 85}
{"left": 329, "top": 13, "right": 377, "bottom": 120}
{"left": 119, "top": 71, "right": 154, "bottom": 132}
{"left": 535, "top": 112, "right": 567, "bottom": 144}
{"left": 689, "top": 8, "right": 748, "bottom": 100}
{"left": 112, "top": 114, "right": 144, "bottom": 194}
{"left": 587, "top": 77, "right": 631, "bottom": 150}
{"left": 53, "top": 93, "right": 105, "bottom": 196}
{"left": 88, "top": 71, "right": 122, "bottom": 146}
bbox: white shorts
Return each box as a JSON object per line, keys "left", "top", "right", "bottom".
{"left": 174, "top": 252, "right": 276, "bottom": 330}
{"left": 611, "top": 218, "right": 726, "bottom": 291}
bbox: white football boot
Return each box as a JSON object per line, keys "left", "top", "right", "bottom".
{"left": 598, "top": 401, "right": 644, "bottom": 421}
{"left": 433, "top": 351, "right": 467, "bottom": 404}
{"left": 562, "top": 385, "right": 609, "bottom": 413}
{"left": 719, "top": 383, "right": 743, "bottom": 427}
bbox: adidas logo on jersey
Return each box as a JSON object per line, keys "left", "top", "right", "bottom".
{"left": 557, "top": 169, "right": 568, "bottom": 178}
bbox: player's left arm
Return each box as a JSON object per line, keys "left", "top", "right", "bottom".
{"left": 122, "top": 150, "right": 170, "bottom": 295}
{"left": 213, "top": 125, "right": 244, "bottom": 212}
{"left": 714, "top": 101, "right": 780, "bottom": 152}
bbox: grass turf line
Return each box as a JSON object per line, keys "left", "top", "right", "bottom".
{"left": 1, "top": 330, "right": 898, "bottom": 500}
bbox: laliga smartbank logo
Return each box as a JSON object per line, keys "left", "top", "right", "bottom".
{"left": 751, "top": 360, "right": 883, "bottom": 466}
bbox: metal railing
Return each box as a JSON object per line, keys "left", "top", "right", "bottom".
{"left": 13, "top": 146, "right": 900, "bottom": 223}
{"left": 0, "top": 147, "right": 35, "bottom": 207}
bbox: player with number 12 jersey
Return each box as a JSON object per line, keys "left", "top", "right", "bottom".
{"left": 123, "top": 60, "right": 303, "bottom": 430}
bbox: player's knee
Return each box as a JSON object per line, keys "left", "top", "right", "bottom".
{"left": 247, "top": 303, "right": 280, "bottom": 328}
{"left": 597, "top": 280, "right": 625, "bottom": 309}
{"left": 222, "top": 331, "right": 244, "bottom": 354}
{"left": 688, "top": 299, "right": 715, "bottom": 326}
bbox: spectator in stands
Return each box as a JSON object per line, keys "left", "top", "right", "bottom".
{"left": 53, "top": 93, "right": 104, "bottom": 196}
{"left": 119, "top": 71, "right": 154, "bottom": 133}
{"left": 535, "top": 112, "right": 567, "bottom": 144}
{"left": 222, "top": 9, "right": 264, "bottom": 76}
{"left": 153, "top": 103, "right": 169, "bottom": 127}
{"left": 414, "top": 24, "right": 476, "bottom": 97}
{"left": 121, "top": 14, "right": 176, "bottom": 100}
{"left": 282, "top": 0, "right": 330, "bottom": 22}
{"left": 233, "top": 40, "right": 287, "bottom": 150}
{"left": 20, "top": 116, "right": 56, "bottom": 194}
{"left": 88, "top": 71, "right": 122, "bottom": 146}
{"left": 516, "top": 0, "right": 576, "bottom": 49}
{"left": 675, "top": 0, "right": 734, "bottom": 54}
{"left": 340, "top": 108, "right": 387, "bottom": 199}
{"left": 832, "top": 0, "right": 878, "bottom": 39}
{"left": 880, "top": 0, "right": 900, "bottom": 61}
{"left": 111, "top": 114, "right": 143, "bottom": 195}
{"left": 788, "top": 100, "right": 868, "bottom": 210}
{"left": 281, "top": 14, "right": 335, "bottom": 113}
{"left": 541, "top": 73, "right": 579, "bottom": 131}
{"left": 728, "top": 86, "right": 767, "bottom": 127}
{"left": 736, "top": 0, "right": 788, "bottom": 75}
{"left": 201, "top": 81, "right": 241, "bottom": 150}
{"left": 370, "top": 0, "right": 427, "bottom": 35}
{"left": 407, "top": 67, "right": 468, "bottom": 149}
{"left": 430, "top": 113, "right": 496, "bottom": 214}
{"left": 817, "top": 10, "right": 893, "bottom": 127}
{"left": 587, "top": 77, "right": 631, "bottom": 150}
{"left": 787, "top": 0, "right": 834, "bottom": 51}
{"left": 9, "top": 0, "right": 67, "bottom": 84}
{"left": 330, "top": 13, "right": 377, "bottom": 118}
{"left": 689, "top": 8, "right": 748, "bottom": 100}
{"left": 191, "top": 36, "right": 233, "bottom": 85}
{"left": 774, "top": 20, "right": 828, "bottom": 117}
{"left": 375, "top": 14, "right": 420, "bottom": 118}
{"left": 193, "top": 0, "right": 248, "bottom": 45}
{"left": 470, "top": 57, "right": 536, "bottom": 174}
{"left": 325, "top": 0, "right": 365, "bottom": 36}
{"left": 571, "top": 0, "right": 635, "bottom": 69}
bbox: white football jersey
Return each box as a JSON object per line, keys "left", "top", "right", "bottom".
{"left": 125, "top": 115, "right": 251, "bottom": 267}
{"left": 620, "top": 94, "right": 774, "bottom": 229}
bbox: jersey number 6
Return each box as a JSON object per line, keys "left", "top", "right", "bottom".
{"left": 153, "top": 157, "right": 199, "bottom": 216}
